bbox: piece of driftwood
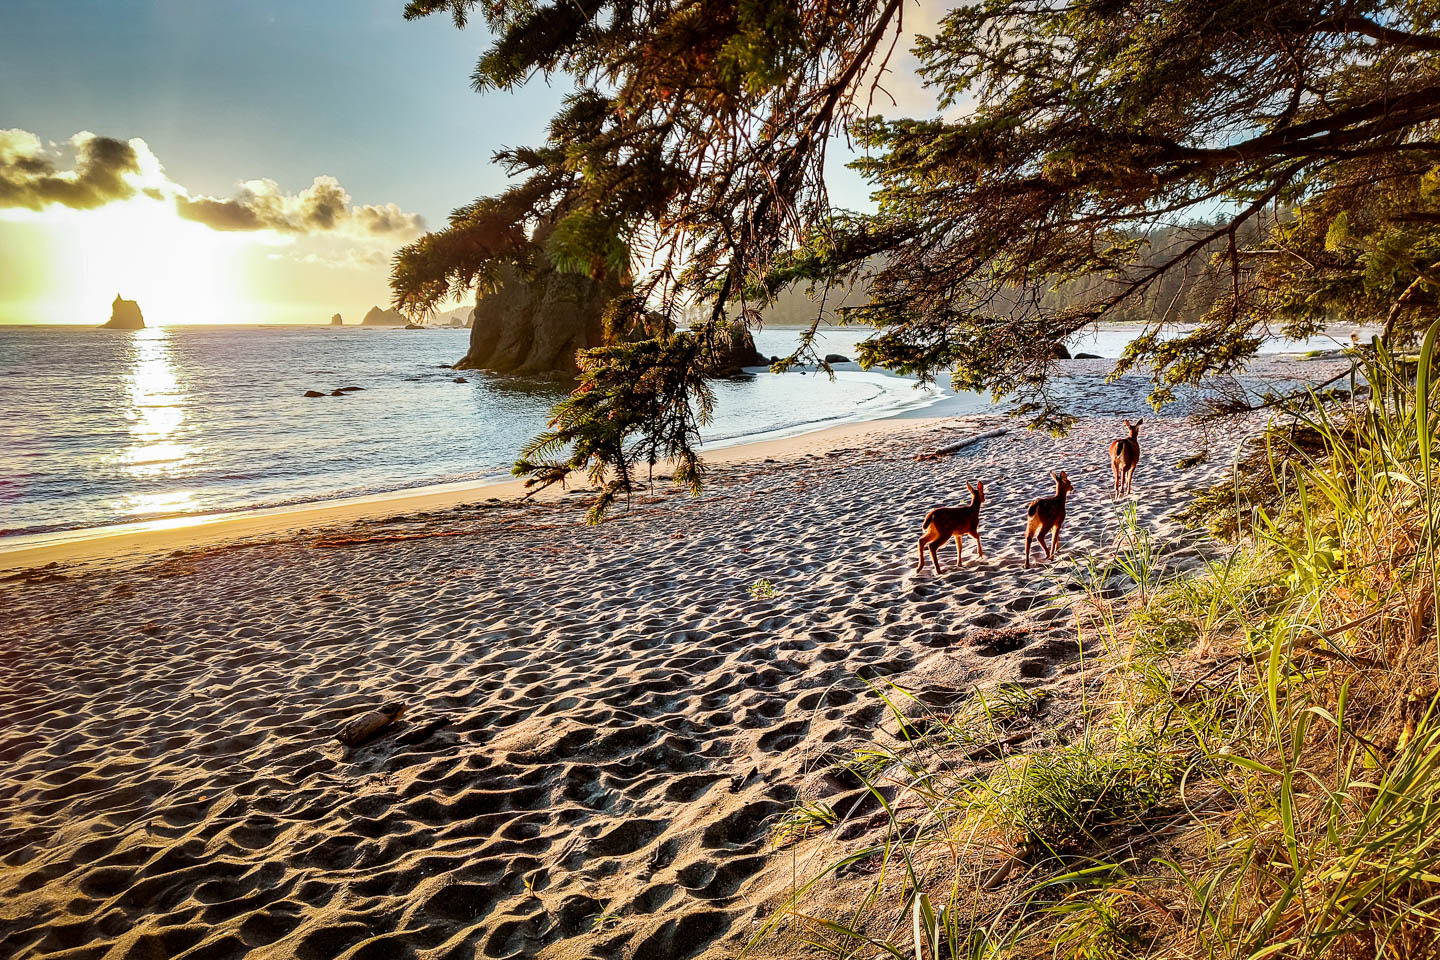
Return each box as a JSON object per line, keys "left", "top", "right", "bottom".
{"left": 915, "top": 427, "right": 1010, "bottom": 461}
{"left": 335, "top": 702, "right": 406, "bottom": 747}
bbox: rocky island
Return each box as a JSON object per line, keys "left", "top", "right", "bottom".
{"left": 330, "top": 313, "right": 344, "bottom": 326}
{"left": 361, "top": 306, "right": 407, "bottom": 326}
{"left": 455, "top": 265, "right": 613, "bottom": 375}
{"left": 100, "top": 295, "right": 144, "bottom": 330}
{"left": 456, "top": 266, "right": 764, "bottom": 377}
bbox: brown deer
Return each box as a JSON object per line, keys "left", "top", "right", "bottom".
{"left": 1109, "top": 419, "right": 1143, "bottom": 496}
{"left": 1024, "top": 471, "right": 1073, "bottom": 568}
{"left": 916, "top": 480, "right": 986, "bottom": 573}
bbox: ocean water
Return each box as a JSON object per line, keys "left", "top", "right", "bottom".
{"left": 0, "top": 322, "right": 1365, "bottom": 539}
{"left": 0, "top": 324, "right": 947, "bottom": 538}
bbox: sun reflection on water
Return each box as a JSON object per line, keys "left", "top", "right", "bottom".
{"left": 117, "top": 327, "right": 196, "bottom": 513}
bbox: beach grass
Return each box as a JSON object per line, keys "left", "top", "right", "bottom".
{"left": 756, "top": 325, "right": 1440, "bottom": 959}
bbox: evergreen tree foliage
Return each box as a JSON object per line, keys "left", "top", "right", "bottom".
{"left": 393, "top": 0, "right": 1440, "bottom": 511}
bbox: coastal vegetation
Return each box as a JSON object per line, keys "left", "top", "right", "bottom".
{"left": 755, "top": 327, "right": 1440, "bottom": 958}
{"left": 393, "top": 0, "right": 1440, "bottom": 514}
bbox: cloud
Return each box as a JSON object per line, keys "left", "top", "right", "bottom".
{"left": 0, "top": 127, "right": 425, "bottom": 245}
{"left": 355, "top": 202, "right": 425, "bottom": 236}
{"left": 0, "top": 130, "right": 144, "bottom": 211}
{"left": 294, "top": 248, "right": 391, "bottom": 269}
{"left": 176, "top": 175, "right": 425, "bottom": 239}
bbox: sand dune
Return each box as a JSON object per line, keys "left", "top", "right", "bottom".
{"left": 0, "top": 360, "right": 1341, "bottom": 960}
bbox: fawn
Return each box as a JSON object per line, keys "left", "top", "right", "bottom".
{"left": 916, "top": 480, "right": 986, "bottom": 573}
{"left": 1024, "top": 471, "right": 1073, "bottom": 568}
{"left": 1109, "top": 418, "right": 1142, "bottom": 496}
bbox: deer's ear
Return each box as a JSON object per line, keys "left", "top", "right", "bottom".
{"left": 966, "top": 481, "right": 976, "bottom": 494}
{"left": 1135, "top": 418, "right": 1144, "bottom": 428}
{"left": 1124, "top": 419, "right": 1131, "bottom": 428}
{"left": 1051, "top": 471, "right": 1058, "bottom": 480}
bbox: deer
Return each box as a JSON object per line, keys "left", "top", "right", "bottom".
{"left": 916, "top": 480, "right": 986, "bottom": 573}
{"left": 1109, "top": 418, "right": 1143, "bottom": 496}
{"left": 1024, "top": 471, "right": 1073, "bottom": 568}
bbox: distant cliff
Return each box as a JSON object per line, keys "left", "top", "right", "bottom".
{"left": 101, "top": 295, "right": 144, "bottom": 330}
{"left": 330, "top": 313, "right": 344, "bottom": 326}
{"left": 361, "top": 306, "right": 407, "bottom": 326}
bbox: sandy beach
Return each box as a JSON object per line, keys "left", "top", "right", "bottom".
{"left": 0, "top": 358, "right": 1343, "bottom": 960}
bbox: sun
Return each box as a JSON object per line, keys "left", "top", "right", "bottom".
{"left": 41, "top": 194, "right": 250, "bottom": 325}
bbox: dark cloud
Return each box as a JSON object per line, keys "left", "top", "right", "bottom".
{"left": 0, "top": 128, "right": 426, "bottom": 249}
{"left": 173, "top": 195, "right": 263, "bottom": 231}
{"left": 301, "top": 177, "right": 347, "bottom": 230}
{"left": 176, "top": 175, "right": 424, "bottom": 238}
{"left": 0, "top": 130, "right": 141, "bottom": 211}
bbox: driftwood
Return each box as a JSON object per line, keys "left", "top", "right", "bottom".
{"left": 915, "top": 427, "right": 1010, "bottom": 461}
{"left": 335, "top": 703, "right": 406, "bottom": 747}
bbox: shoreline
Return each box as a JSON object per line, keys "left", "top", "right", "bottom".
{"left": 0, "top": 411, "right": 954, "bottom": 573}
{"left": 0, "top": 349, "right": 1352, "bottom": 573}
{"left": 0, "top": 326, "right": 1363, "bottom": 571}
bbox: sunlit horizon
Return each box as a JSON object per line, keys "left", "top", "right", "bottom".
{"left": 0, "top": 127, "right": 467, "bottom": 327}
{"left": 0, "top": 189, "right": 456, "bottom": 326}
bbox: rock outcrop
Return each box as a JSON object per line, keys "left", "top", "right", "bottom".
{"left": 456, "top": 268, "right": 770, "bottom": 379}
{"left": 330, "top": 313, "right": 344, "bottom": 326}
{"left": 704, "top": 319, "right": 767, "bottom": 378}
{"left": 361, "top": 306, "right": 408, "bottom": 327}
{"left": 101, "top": 295, "right": 144, "bottom": 330}
{"left": 456, "top": 265, "right": 617, "bottom": 376}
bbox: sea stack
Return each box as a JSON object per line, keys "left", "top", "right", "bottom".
{"left": 455, "top": 264, "right": 616, "bottom": 375}
{"left": 330, "top": 313, "right": 344, "bottom": 326}
{"left": 101, "top": 295, "right": 145, "bottom": 330}
{"left": 361, "top": 306, "right": 407, "bottom": 326}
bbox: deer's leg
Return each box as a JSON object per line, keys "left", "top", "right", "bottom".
{"left": 953, "top": 534, "right": 964, "bottom": 568}
{"left": 972, "top": 532, "right": 985, "bottom": 559}
{"left": 1049, "top": 524, "right": 1062, "bottom": 558}
{"left": 916, "top": 537, "right": 928, "bottom": 572}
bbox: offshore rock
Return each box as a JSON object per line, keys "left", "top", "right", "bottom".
{"left": 455, "top": 265, "right": 617, "bottom": 376}
{"left": 703, "top": 319, "right": 767, "bottom": 378}
{"left": 457, "top": 268, "right": 770, "bottom": 379}
{"left": 361, "top": 306, "right": 407, "bottom": 326}
{"left": 101, "top": 295, "right": 144, "bottom": 329}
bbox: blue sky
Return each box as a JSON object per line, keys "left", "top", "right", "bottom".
{"left": 0, "top": 0, "right": 907, "bottom": 323}
{"left": 0, "top": 0, "right": 570, "bottom": 223}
